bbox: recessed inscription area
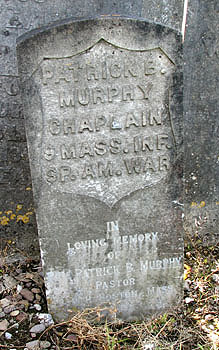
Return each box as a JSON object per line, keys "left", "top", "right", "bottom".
{"left": 35, "top": 40, "right": 175, "bottom": 206}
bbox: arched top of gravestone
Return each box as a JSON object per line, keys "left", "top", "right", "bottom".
{"left": 17, "top": 17, "right": 182, "bottom": 78}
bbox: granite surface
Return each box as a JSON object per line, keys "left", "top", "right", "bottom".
{"left": 184, "top": 0, "right": 219, "bottom": 245}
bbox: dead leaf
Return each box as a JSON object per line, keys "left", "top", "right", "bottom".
{"left": 184, "top": 264, "right": 192, "bottom": 280}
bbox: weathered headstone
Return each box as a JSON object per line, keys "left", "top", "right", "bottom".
{"left": 17, "top": 18, "right": 183, "bottom": 321}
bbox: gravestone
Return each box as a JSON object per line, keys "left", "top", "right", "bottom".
{"left": 17, "top": 18, "right": 183, "bottom": 321}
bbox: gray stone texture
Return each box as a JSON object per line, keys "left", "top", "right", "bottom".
{"left": 17, "top": 18, "right": 183, "bottom": 321}
{"left": 0, "top": 0, "right": 183, "bottom": 254}
{"left": 141, "top": 0, "right": 183, "bottom": 30}
{"left": 184, "top": 0, "right": 219, "bottom": 245}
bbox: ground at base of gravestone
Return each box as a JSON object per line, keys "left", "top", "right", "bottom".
{"left": 0, "top": 235, "right": 218, "bottom": 350}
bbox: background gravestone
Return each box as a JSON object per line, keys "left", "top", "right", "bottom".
{"left": 184, "top": 0, "right": 219, "bottom": 245}
{"left": 17, "top": 18, "right": 183, "bottom": 321}
{"left": 0, "top": 1, "right": 183, "bottom": 256}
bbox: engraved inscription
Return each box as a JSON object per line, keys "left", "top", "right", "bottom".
{"left": 66, "top": 221, "right": 183, "bottom": 306}
{"left": 35, "top": 40, "right": 175, "bottom": 206}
